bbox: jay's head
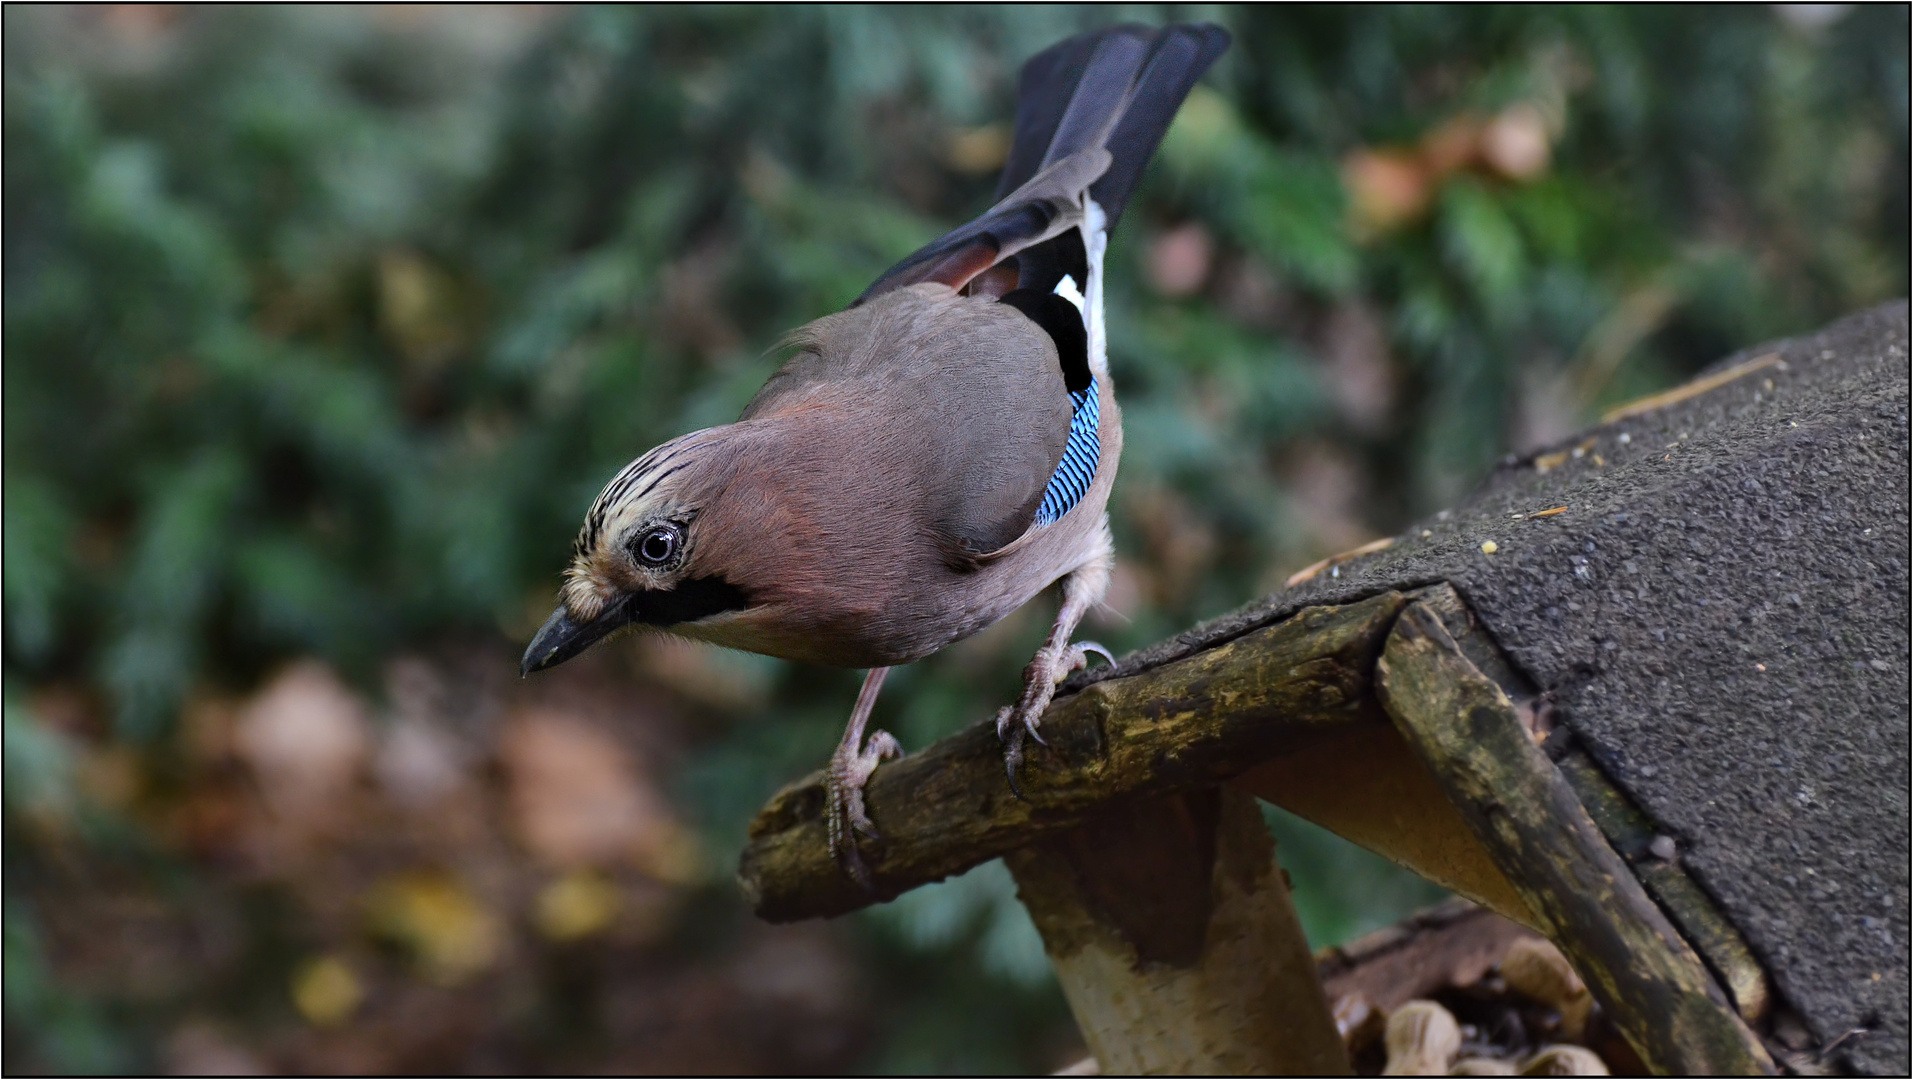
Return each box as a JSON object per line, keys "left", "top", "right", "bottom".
{"left": 521, "top": 431, "right": 750, "bottom": 676}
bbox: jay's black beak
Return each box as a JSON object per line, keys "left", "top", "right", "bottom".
{"left": 521, "top": 600, "right": 630, "bottom": 676}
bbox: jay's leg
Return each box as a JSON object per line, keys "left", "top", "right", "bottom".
{"left": 997, "top": 521, "right": 1114, "bottom": 792}
{"left": 825, "top": 665, "right": 899, "bottom": 888}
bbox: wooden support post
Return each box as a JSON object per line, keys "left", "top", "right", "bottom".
{"left": 1004, "top": 787, "right": 1351, "bottom": 1076}
{"left": 1376, "top": 600, "right": 1774, "bottom": 1076}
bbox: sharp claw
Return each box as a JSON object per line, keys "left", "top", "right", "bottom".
{"left": 830, "top": 811, "right": 878, "bottom": 891}
{"left": 1003, "top": 728, "right": 1026, "bottom": 800}
{"left": 840, "top": 843, "right": 874, "bottom": 891}
{"left": 827, "top": 804, "right": 865, "bottom": 888}
{"left": 826, "top": 727, "right": 903, "bottom": 891}
{"left": 1003, "top": 641, "right": 1107, "bottom": 773}
{"left": 996, "top": 637, "right": 1108, "bottom": 799}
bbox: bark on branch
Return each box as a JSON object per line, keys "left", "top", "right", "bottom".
{"left": 738, "top": 591, "right": 1406, "bottom": 922}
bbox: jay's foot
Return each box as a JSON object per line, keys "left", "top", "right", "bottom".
{"left": 996, "top": 640, "right": 1113, "bottom": 796}
{"left": 825, "top": 727, "right": 902, "bottom": 889}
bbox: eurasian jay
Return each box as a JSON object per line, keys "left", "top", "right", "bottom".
{"left": 522, "top": 24, "right": 1231, "bottom": 884}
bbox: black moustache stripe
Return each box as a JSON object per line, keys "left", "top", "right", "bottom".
{"left": 637, "top": 575, "right": 750, "bottom": 626}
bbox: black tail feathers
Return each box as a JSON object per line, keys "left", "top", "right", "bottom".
{"left": 995, "top": 23, "right": 1231, "bottom": 229}
{"left": 852, "top": 23, "right": 1228, "bottom": 307}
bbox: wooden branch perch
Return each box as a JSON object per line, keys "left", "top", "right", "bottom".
{"left": 738, "top": 591, "right": 1406, "bottom": 922}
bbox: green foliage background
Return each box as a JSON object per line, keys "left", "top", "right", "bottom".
{"left": 5, "top": 4, "right": 1906, "bottom": 1073}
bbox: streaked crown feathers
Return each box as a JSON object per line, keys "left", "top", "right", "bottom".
{"left": 562, "top": 432, "right": 722, "bottom": 618}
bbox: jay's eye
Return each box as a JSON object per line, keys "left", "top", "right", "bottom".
{"left": 632, "top": 525, "right": 681, "bottom": 568}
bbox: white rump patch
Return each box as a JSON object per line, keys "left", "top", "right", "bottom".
{"left": 1083, "top": 199, "right": 1108, "bottom": 380}
{"left": 1053, "top": 273, "right": 1087, "bottom": 318}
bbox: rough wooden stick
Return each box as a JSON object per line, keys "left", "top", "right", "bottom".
{"left": 1375, "top": 600, "right": 1774, "bottom": 1076}
{"left": 1553, "top": 750, "right": 1773, "bottom": 1025}
{"left": 739, "top": 592, "right": 1406, "bottom": 922}
{"left": 1006, "top": 787, "right": 1351, "bottom": 1075}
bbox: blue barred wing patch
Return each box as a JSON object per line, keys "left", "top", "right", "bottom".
{"left": 1033, "top": 377, "right": 1100, "bottom": 526}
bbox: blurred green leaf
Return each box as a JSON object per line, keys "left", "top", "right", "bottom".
{"left": 4, "top": 694, "right": 79, "bottom": 821}
{"left": 1439, "top": 177, "right": 1527, "bottom": 322}
{"left": 3, "top": 477, "right": 74, "bottom": 664}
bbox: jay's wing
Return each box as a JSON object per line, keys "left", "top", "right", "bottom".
{"left": 742, "top": 287, "right": 1072, "bottom": 558}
